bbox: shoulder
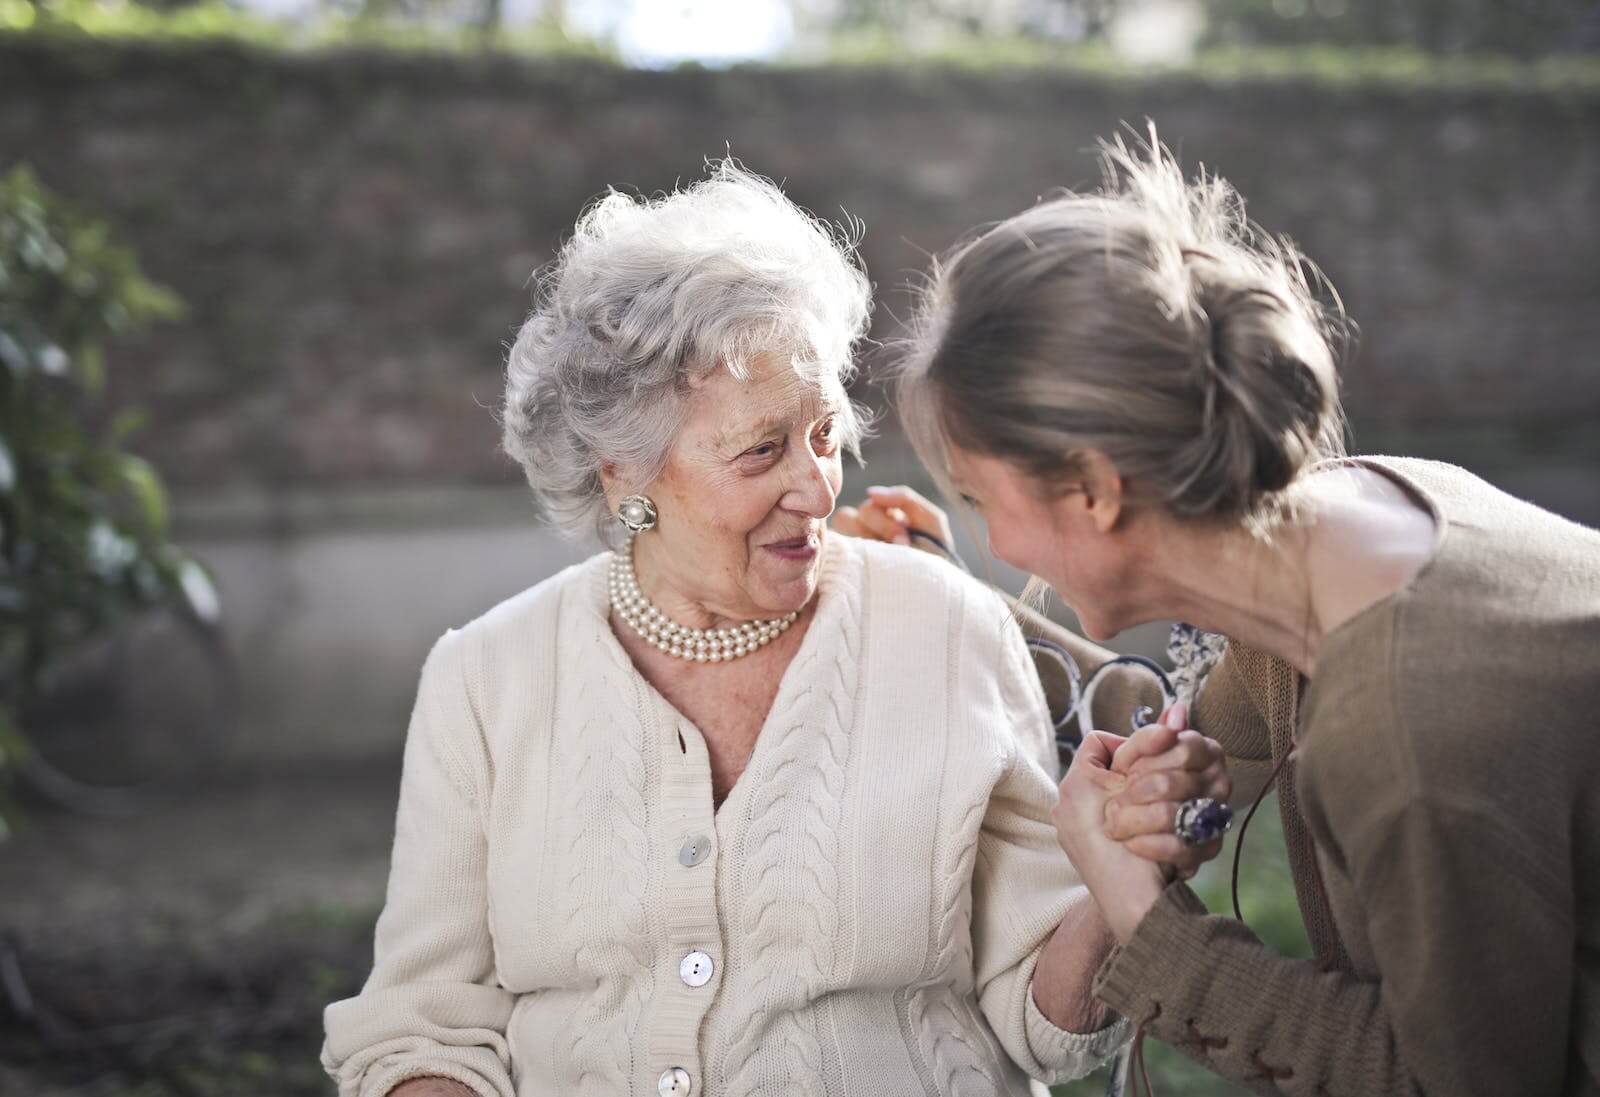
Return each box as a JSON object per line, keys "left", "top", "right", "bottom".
{"left": 450, "top": 551, "right": 605, "bottom": 645}
{"left": 847, "top": 536, "right": 1020, "bottom": 660}
{"left": 409, "top": 552, "right": 610, "bottom": 779}
{"left": 426, "top": 550, "right": 609, "bottom": 696}
{"left": 845, "top": 538, "right": 1048, "bottom": 755}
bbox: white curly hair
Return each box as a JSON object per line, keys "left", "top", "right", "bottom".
{"left": 501, "top": 160, "right": 874, "bottom": 540}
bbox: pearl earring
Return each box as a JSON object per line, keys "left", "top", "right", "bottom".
{"left": 617, "top": 494, "right": 658, "bottom": 534}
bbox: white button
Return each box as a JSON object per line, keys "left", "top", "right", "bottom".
{"left": 678, "top": 834, "right": 711, "bottom": 867}
{"left": 679, "top": 950, "right": 714, "bottom": 988}
{"left": 658, "top": 1066, "right": 693, "bottom": 1097}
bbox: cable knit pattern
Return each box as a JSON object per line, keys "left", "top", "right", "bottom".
{"left": 556, "top": 632, "right": 653, "bottom": 1093}
{"left": 322, "top": 537, "right": 1128, "bottom": 1097}
{"left": 720, "top": 545, "right": 857, "bottom": 1097}
{"left": 908, "top": 583, "right": 1016, "bottom": 1095}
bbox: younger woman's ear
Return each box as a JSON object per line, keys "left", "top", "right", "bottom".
{"left": 1077, "top": 449, "right": 1124, "bottom": 534}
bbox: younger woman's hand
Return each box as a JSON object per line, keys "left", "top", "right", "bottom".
{"left": 1103, "top": 703, "right": 1232, "bottom": 878}
{"left": 834, "top": 485, "right": 954, "bottom": 555}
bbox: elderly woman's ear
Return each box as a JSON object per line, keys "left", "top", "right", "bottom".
{"left": 597, "top": 462, "right": 624, "bottom": 506}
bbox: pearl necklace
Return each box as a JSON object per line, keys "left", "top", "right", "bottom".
{"left": 608, "top": 540, "right": 797, "bottom": 663}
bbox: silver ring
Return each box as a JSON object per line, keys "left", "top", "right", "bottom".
{"left": 1174, "top": 797, "right": 1233, "bottom": 848}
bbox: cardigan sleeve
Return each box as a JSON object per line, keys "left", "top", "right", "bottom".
{"left": 322, "top": 630, "right": 516, "bottom": 1097}
{"left": 970, "top": 618, "right": 1130, "bottom": 1084}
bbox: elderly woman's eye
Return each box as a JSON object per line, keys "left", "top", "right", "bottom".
{"left": 813, "top": 419, "right": 840, "bottom": 453}
{"left": 960, "top": 493, "right": 981, "bottom": 509}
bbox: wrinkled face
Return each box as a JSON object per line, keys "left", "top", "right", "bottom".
{"left": 628, "top": 354, "right": 845, "bottom": 621}
{"left": 946, "top": 445, "right": 1140, "bottom": 642}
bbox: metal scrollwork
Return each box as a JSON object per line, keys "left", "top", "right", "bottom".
{"left": 1026, "top": 636, "right": 1178, "bottom": 769}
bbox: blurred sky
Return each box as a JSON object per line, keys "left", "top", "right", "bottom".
{"left": 563, "top": 0, "right": 795, "bottom": 65}
{"left": 238, "top": 0, "right": 1206, "bottom": 66}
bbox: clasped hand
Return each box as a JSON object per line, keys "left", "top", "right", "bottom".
{"left": 1049, "top": 703, "right": 1232, "bottom": 943}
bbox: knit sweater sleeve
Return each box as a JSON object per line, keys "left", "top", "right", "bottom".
{"left": 1094, "top": 879, "right": 1411, "bottom": 1096}
{"left": 322, "top": 629, "right": 516, "bottom": 1097}
{"left": 1189, "top": 643, "right": 1278, "bottom": 808}
{"left": 971, "top": 616, "right": 1130, "bottom": 1084}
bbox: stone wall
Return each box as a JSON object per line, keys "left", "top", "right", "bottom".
{"left": 4, "top": 37, "right": 1597, "bottom": 515}
{"left": 4, "top": 38, "right": 1596, "bottom": 762}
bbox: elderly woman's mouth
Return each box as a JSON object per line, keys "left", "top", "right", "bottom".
{"left": 763, "top": 534, "right": 821, "bottom": 561}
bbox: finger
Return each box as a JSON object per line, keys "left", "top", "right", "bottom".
{"left": 1111, "top": 722, "right": 1181, "bottom": 775}
{"left": 865, "top": 485, "right": 952, "bottom": 539}
{"left": 1103, "top": 799, "right": 1180, "bottom": 842}
{"left": 1124, "top": 834, "right": 1225, "bottom": 868}
{"left": 850, "top": 502, "right": 911, "bottom": 545}
{"left": 832, "top": 506, "right": 867, "bottom": 537}
{"left": 1128, "top": 731, "right": 1220, "bottom": 776}
{"left": 1073, "top": 729, "right": 1128, "bottom": 770}
{"left": 1124, "top": 760, "right": 1231, "bottom": 802}
{"left": 1117, "top": 768, "right": 1215, "bottom": 807}
{"left": 1163, "top": 700, "right": 1189, "bottom": 732}
{"left": 1086, "top": 766, "right": 1129, "bottom": 794}
{"left": 1206, "top": 765, "right": 1234, "bottom": 805}
{"left": 1149, "top": 842, "right": 1220, "bottom": 877}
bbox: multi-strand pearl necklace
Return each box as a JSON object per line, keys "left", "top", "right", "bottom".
{"left": 608, "top": 540, "right": 797, "bottom": 663}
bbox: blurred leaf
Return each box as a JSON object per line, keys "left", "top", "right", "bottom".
{"left": 0, "top": 434, "right": 13, "bottom": 494}
{"left": 109, "top": 406, "right": 148, "bottom": 443}
{"left": 75, "top": 342, "right": 105, "bottom": 392}
{"left": 0, "top": 329, "right": 26, "bottom": 375}
{"left": 177, "top": 557, "right": 223, "bottom": 626}
{"left": 118, "top": 454, "right": 170, "bottom": 533}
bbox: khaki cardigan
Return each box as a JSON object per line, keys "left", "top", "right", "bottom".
{"left": 1090, "top": 457, "right": 1600, "bottom": 1096}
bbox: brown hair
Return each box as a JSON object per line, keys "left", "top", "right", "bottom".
{"left": 897, "top": 128, "right": 1348, "bottom": 527}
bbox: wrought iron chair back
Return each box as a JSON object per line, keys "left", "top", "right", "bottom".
{"left": 1024, "top": 636, "right": 1177, "bottom": 1097}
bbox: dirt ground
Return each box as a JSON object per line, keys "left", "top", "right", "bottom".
{"left": 0, "top": 765, "right": 403, "bottom": 1096}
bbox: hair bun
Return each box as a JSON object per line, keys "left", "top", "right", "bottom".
{"left": 1178, "top": 272, "right": 1339, "bottom": 516}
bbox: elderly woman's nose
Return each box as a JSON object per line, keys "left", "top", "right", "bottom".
{"left": 782, "top": 448, "right": 838, "bottom": 518}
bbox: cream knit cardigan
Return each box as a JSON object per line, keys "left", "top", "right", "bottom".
{"left": 322, "top": 536, "right": 1128, "bottom": 1097}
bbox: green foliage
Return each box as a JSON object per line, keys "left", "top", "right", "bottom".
{"left": 0, "top": 165, "right": 216, "bottom": 823}
{"left": 0, "top": 0, "right": 616, "bottom": 57}
{"left": 1201, "top": 0, "right": 1596, "bottom": 59}
{"left": 3, "top": 2, "right": 1597, "bottom": 89}
{"left": 802, "top": 29, "right": 1600, "bottom": 91}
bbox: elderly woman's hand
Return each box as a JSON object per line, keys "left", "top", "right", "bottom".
{"left": 1102, "top": 703, "right": 1232, "bottom": 879}
{"left": 1050, "top": 731, "right": 1168, "bottom": 944}
{"left": 834, "top": 485, "right": 954, "bottom": 554}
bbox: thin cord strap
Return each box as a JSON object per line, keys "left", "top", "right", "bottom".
{"left": 907, "top": 528, "right": 969, "bottom": 571}
{"left": 1128, "top": 1009, "right": 1158, "bottom": 1097}
{"left": 1231, "top": 747, "right": 1297, "bottom": 923}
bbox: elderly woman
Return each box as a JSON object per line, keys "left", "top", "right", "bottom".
{"left": 858, "top": 134, "right": 1600, "bottom": 1095}
{"left": 320, "top": 164, "right": 1151, "bottom": 1097}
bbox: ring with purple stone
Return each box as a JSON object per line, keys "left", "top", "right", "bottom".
{"left": 1174, "top": 797, "right": 1234, "bottom": 848}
